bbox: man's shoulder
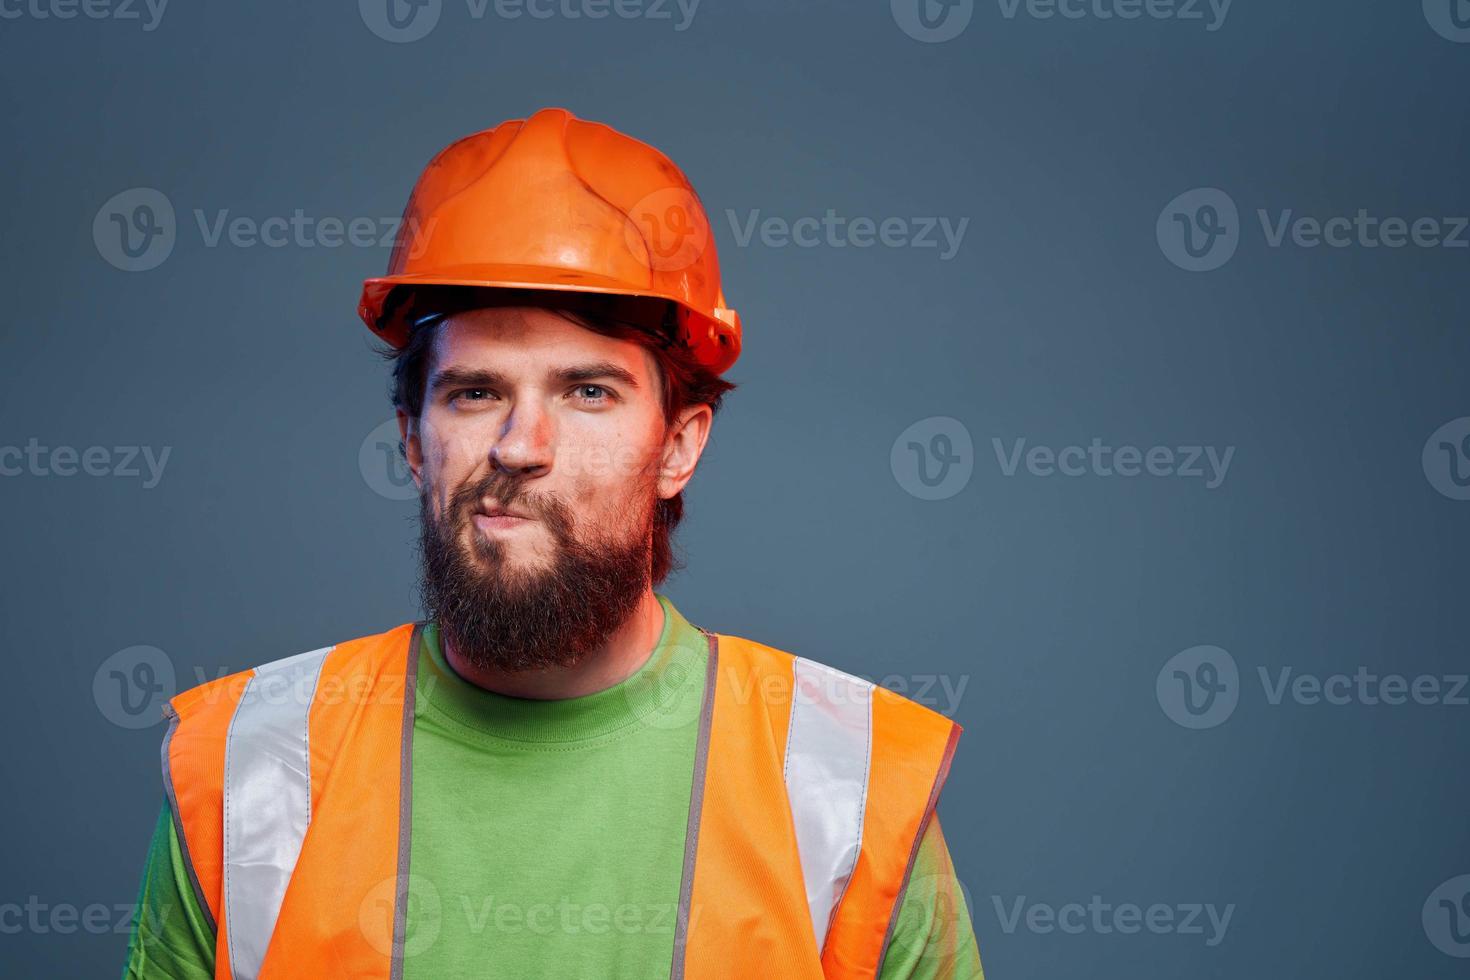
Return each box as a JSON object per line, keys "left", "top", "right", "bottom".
{"left": 708, "top": 628, "right": 958, "bottom": 728}
{"left": 705, "top": 627, "right": 799, "bottom": 671}
{"left": 167, "top": 620, "right": 420, "bottom": 720}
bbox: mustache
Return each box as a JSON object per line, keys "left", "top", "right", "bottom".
{"left": 444, "top": 471, "right": 571, "bottom": 538}
{"left": 450, "top": 470, "right": 525, "bottom": 515}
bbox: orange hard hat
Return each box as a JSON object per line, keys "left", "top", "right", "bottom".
{"left": 358, "top": 107, "right": 742, "bottom": 375}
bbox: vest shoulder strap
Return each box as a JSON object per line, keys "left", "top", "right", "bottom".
{"left": 161, "top": 665, "right": 253, "bottom": 934}
{"left": 160, "top": 623, "right": 419, "bottom": 980}
{"left": 705, "top": 633, "right": 962, "bottom": 978}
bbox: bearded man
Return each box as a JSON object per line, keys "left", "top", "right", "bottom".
{"left": 123, "top": 108, "right": 983, "bottom": 980}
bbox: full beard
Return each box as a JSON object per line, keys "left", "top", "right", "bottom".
{"left": 417, "top": 471, "right": 654, "bottom": 674}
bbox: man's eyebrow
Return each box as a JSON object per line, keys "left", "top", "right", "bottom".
{"left": 554, "top": 362, "right": 640, "bottom": 389}
{"left": 427, "top": 362, "right": 641, "bottom": 395}
{"left": 428, "top": 367, "right": 508, "bottom": 395}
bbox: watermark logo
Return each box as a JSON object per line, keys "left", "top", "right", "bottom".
{"left": 1157, "top": 188, "right": 1239, "bottom": 272}
{"left": 94, "top": 187, "right": 435, "bottom": 271}
{"left": 891, "top": 0, "right": 974, "bottom": 42}
{"left": 1156, "top": 645, "right": 1239, "bottom": 729}
{"left": 1161, "top": 650, "right": 1467, "bottom": 729}
{"left": 993, "top": 895, "right": 1234, "bottom": 946}
{"left": 0, "top": 898, "right": 169, "bottom": 936}
{"left": 893, "top": 422, "right": 1234, "bottom": 499}
{"left": 722, "top": 665, "right": 969, "bottom": 717}
{"left": 360, "top": 418, "right": 418, "bottom": 501}
{"left": 1424, "top": 0, "right": 1470, "bottom": 42}
{"left": 726, "top": 210, "right": 968, "bottom": 261}
{"left": 359, "top": 0, "right": 443, "bottom": 42}
{"left": 456, "top": 893, "right": 678, "bottom": 935}
{"left": 1422, "top": 417, "right": 1470, "bottom": 501}
{"left": 891, "top": 416, "right": 974, "bottom": 501}
{"left": 624, "top": 638, "right": 708, "bottom": 733}
{"left": 1257, "top": 209, "right": 1468, "bottom": 249}
{"left": 94, "top": 188, "right": 176, "bottom": 272}
{"left": 364, "top": 417, "right": 671, "bottom": 502}
{"left": 996, "top": 0, "right": 1231, "bottom": 30}
{"left": 0, "top": 439, "right": 172, "bottom": 487}
{"left": 1257, "top": 666, "right": 1467, "bottom": 708}
{"left": 0, "top": 0, "right": 169, "bottom": 30}
{"left": 360, "top": 0, "right": 699, "bottom": 40}
{"left": 93, "top": 646, "right": 176, "bottom": 729}
{"left": 886, "top": 872, "right": 975, "bottom": 961}
{"left": 628, "top": 188, "right": 710, "bottom": 273}
{"left": 875, "top": 673, "right": 969, "bottom": 716}
{"left": 357, "top": 877, "right": 681, "bottom": 942}
{"left": 1424, "top": 875, "right": 1470, "bottom": 957}
{"left": 894, "top": 0, "right": 1230, "bottom": 41}
{"left": 359, "top": 874, "right": 442, "bottom": 958}
{"left": 1161, "top": 189, "right": 1470, "bottom": 270}
{"left": 993, "top": 438, "right": 1233, "bottom": 489}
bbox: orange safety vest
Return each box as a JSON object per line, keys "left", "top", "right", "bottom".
{"left": 161, "top": 622, "right": 961, "bottom": 980}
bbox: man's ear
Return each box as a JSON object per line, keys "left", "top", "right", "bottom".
{"left": 397, "top": 408, "right": 425, "bottom": 490}
{"left": 658, "top": 403, "right": 714, "bottom": 500}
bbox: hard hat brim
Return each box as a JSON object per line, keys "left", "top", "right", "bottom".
{"left": 359, "top": 265, "right": 740, "bottom": 375}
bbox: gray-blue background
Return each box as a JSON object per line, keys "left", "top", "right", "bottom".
{"left": 2, "top": 0, "right": 1468, "bottom": 976}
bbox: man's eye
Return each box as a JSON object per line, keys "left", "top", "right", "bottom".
{"left": 574, "top": 384, "right": 611, "bottom": 402}
{"left": 450, "top": 388, "right": 494, "bottom": 404}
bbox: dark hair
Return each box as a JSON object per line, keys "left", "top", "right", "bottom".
{"left": 378, "top": 287, "right": 737, "bottom": 585}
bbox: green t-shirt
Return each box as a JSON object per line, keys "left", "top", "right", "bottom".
{"left": 123, "top": 594, "right": 983, "bottom": 978}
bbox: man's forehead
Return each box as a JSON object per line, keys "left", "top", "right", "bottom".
{"left": 428, "top": 304, "right": 660, "bottom": 387}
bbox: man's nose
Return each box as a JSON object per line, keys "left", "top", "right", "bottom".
{"left": 489, "top": 401, "right": 554, "bottom": 477}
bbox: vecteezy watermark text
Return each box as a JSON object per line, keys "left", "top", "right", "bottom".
{"left": 0, "top": 897, "right": 166, "bottom": 936}
{"left": 1, "top": 439, "right": 170, "bottom": 488}
{"left": 992, "top": 437, "right": 1234, "bottom": 489}
{"left": 359, "top": 0, "right": 700, "bottom": 43}
{"left": 992, "top": 895, "right": 1235, "bottom": 946}
{"left": 1158, "top": 187, "right": 1469, "bottom": 271}
{"left": 890, "top": 418, "right": 1235, "bottom": 500}
{"left": 94, "top": 187, "right": 435, "bottom": 272}
{"left": 890, "top": 0, "right": 1230, "bottom": 42}
{"left": 996, "top": 0, "right": 1230, "bottom": 30}
{"left": 725, "top": 209, "right": 969, "bottom": 261}
{"left": 1157, "top": 646, "right": 1469, "bottom": 729}
{"left": 0, "top": 0, "right": 168, "bottom": 30}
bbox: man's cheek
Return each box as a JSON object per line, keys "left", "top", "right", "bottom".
{"left": 560, "top": 440, "right": 653, "bottom": 483}
{"left": 559, "top": 442, "right": 608, "bottom": 482}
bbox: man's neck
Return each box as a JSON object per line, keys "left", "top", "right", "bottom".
{"left": 440, "top": 588, "right": 666, "bottom": 700}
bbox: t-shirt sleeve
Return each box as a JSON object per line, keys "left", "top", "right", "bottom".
{"left": 121, "top": 801, "right": 217, "bottom": 980}
{"left": 877, "top": 812, "right": 985, "bottom": 980}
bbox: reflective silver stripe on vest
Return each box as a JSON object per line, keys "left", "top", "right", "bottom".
{"left": 223, "top": 645, "right": 333, "bottom": 980}
{"left": 783, "top": 656, "right": 874, "bottom": 953}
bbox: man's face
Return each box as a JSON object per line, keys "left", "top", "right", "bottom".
{"left": 399, "top": 304, "right": 709, "bottom": 672}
